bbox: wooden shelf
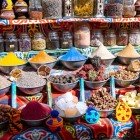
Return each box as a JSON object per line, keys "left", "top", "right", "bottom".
{"left": 0, "top": 17, "right": 140, "bottom": 26}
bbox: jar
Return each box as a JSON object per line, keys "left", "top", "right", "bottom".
{"left": 0, "top": 34, "right": 4, "bottom": 52}
{"left": 105, "top": 1, "right": 123, "bottom": 18}
{"left": 123, "top": 0, "right": 136, "bottom": 17}
{"left": 74, "top": 25, "right": 90, "bottom": 48}
{"left": 129, "top": 29, "right": 140, "bottom": 46}
{"left": 42, "top": 0, "right": 62, "bottom": 19}
{"left": 135, "top": 0, "right": 140, "bottom": 17}
{"left": 61, "top": 31, "right": 73, "bottom": 49}
{"left": 91, "top": 30, "right": 103, "bottom": 47}
{"left": 74, "top": 0, "right": 94, "bottom": 17}
{"left": 32, "top": 33, "right": 46, "bottom": 51}
{"left": 104, "top": 30, "right": 116, "bottom": 46}
{"left": 19, "top": 33, "right": 31, "bottom": 52}
{"left": 14, "top": 0, "right": 28, "bottom": 19}
{"left": 117, "top": 30, "right": 128, "bottom": 46}
{"left": 5, "top": 33, "right": 18, "bottom": 52}
{"left": 63, "top": 0, "right": 73, "bottom": 18}
{"left": 47, "top": 32, "right": 60, "bottom": 50}
{"left": 29, "top": 0, "right": 43, "bottom": 19}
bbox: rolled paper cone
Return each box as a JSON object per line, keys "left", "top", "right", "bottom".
{"left": 11, "top": 81, "right": 17, "bottom": 108}
{"left": 47, "top": 81, "right": 52, "bottom": 108}
{"left": 79, "top": 78, "right": 85, "bottom": 102}
{"left": 110, "top": 76, "right": 116, "bottom": 99}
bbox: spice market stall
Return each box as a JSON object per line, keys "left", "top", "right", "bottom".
{"left": 0, "top": 0, "right": 140, "bottom": 140}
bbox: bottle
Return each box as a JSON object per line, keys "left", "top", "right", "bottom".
{"left": 19, "top": 33, "right": 31, "bottom": 52}
{"left": 74, "top": 24, "right": 90, "bottom": 48}
{"left": 29, "top": 0, "right": 43, "bottom": 19}
{"left": 32, "top": 32, "right": 46, "bottom": 50}
{"left": 104, "top": 30, "right": 116, "bottom": 46}
{"left": 47, "top": 31, "right": 60, "bottom": 49}
{"left": 74, "top": 0, "right": 94, "bottom": 17}
{"left": 117, "top": 30, "right": 128, "bottom": 46}
{"left": 42, "top": 0, "right": 62, "bottom": 19}
{"left": 5, "top": 33, "right": 18, "bottom": 52}
{"left": 61, "top": 31, "right": 73, "bottom": 48}
{"left": 123, "top": 0, "right": 136, "bottom": 17}
{"left": 0, "top": 34, "right": 4, "bottom": 52}
{"left": 63, "top": 0, "right": 73, "bottom": 18}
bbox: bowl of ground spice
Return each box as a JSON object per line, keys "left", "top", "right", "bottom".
{"left": 59, "top": 47, "right": 87, "bottom": 70}
{"left": 0, "top": 75, "right": 11, "bottom": 96}
{"left": 20, "top": 101, "right": 51, "bottom": 126}
{"left": 17, "top": 71, "right": 46, "bottom": 95}
{"left": 0, "top": 52, "right": 27, "bottom": 74}
{"left": 116, "top": 43, "right": 140, "bottom": 65}
{"left": 28, "top": 51, "right": 57, "bottom": 70}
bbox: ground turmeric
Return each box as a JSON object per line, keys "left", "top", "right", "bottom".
{"left": 29, "top": 51, "right": 56, "bottom": 63}
{"left": 0, "top": 52, "right": 26, "bottom": 66}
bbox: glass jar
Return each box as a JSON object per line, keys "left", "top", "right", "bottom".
{"left": 135, "top": 0, "right": 140, "bottom": 17}
{"left": 5, "top": 33, "right": 18, "bottom": 52}
{"left": 74, "top": 0, "right": 94, "bottom": 17}
{"left": 105, "top": 0, "right": 123, "bottom": 18}
{"left": 104, "top": 30, "right": 116, "bottom": 46}
{"left": 0, "top": 34, "right": 4, "bottom": 52}
{"left": 47, "top": 31, "right": 60, "bottom": 50}
{"left": 42, "top": 0, "right": 62, "bottom": 19}
{"left": 19, "top": 33, "right": 31, "bottom": 52}
{"left": 63, "top": 0, "right": 73, "bottom": 18}
{"left": 123, "top": 0, "right": 136, "bottom": 17}
{"left": 74, "top": 25, "right": 90, "bottom": 48}
{"left": 129, "top": 29, "right": 140, "bottom": 46}
{"left": 117, "top": 30, "right": 128, "bottom": 46}
{"left": 32, "top": 33, "right": 46, "bottom": 51}
{"left": 29, "top": 0, "right": 43, "bottom": 19}
{"left": 61, "top": 31, "right": 73, "bottom": 49}
{"left": 91, "top": 29, "right": 103, "bottom": 47}
{"left": 14, "top": 0, "right": 28, "bottom": 19}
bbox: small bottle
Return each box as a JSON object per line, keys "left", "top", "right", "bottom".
{"left": 5, "top": 33, "right": 18, "bottom": 52}
{"left": 47, "top": 31, "right": 60, "bottom": 50}
{"left": 19, "top": 33, "right": 31, "bottom": 52}
{"left": 104, "top": 30, "right": 116, "bottom": 46}
{"left": 0, "top": 34, "right": 4, "bottom": 52}
{"left": 32, "top": 32, "right": 46, "bottom": 51}
{"left": 61, "top": 31, "right": 73, "bottom": 49}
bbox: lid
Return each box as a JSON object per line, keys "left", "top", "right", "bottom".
{"left": 49, "top": 31, "right": 59, "bottom": 39}
{"left": 92, "top": 29, "right": 103, "bottom": 35}
{"left": 62, "top": 31, "right": 72, "bottom": 38}
{"left": 34, "top": 32, "right": 44, "bottom": 37}
{"left": 130, "top": 29, "right": 140, "bottom": 33}
{"left": 105, "top": 29, "right": 115, "bottom": 34}
{"left": 6, "top": 33, "right": 16, "bottom": 38}
{"left": 15, "top": 0, "right": 28, "bottom": 7}
{"left": 20, "top": 33, "right": 30, "bottom": 38}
